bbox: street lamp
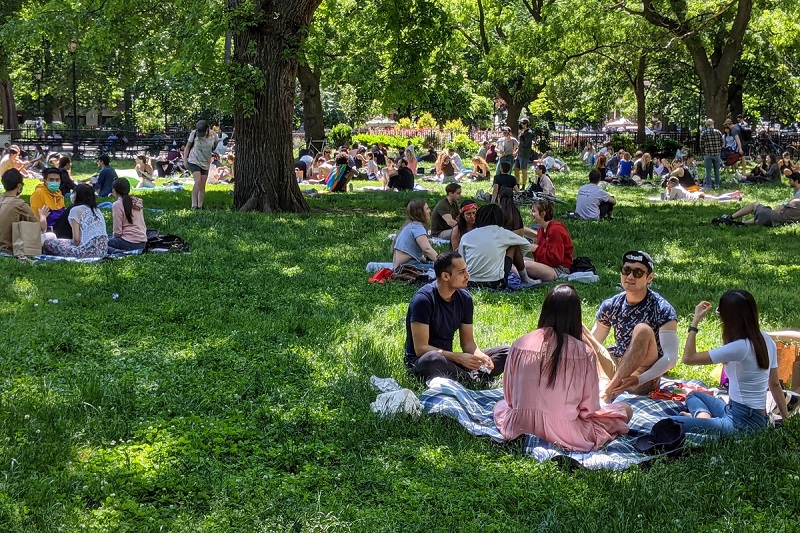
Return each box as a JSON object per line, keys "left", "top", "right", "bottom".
{"left": 69, "top": 39, "right": 79, "bottom": 159}
{"left": 34, "top": 71, "right": 42, "bottom": 116}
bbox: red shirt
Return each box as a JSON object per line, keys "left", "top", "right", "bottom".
{"left": 534, "top": 220, "right": 573, "bottom": 269}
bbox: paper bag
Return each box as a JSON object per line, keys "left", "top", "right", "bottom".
{"left": 12, "top": 221, "right": 42, "bottom": 257}
{"left": 776, "top": 342, "right": 799, "bottom": 392}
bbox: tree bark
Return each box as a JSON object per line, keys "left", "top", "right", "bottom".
{"left": 229, "top": 0, "right": 321, "bottom": 213}
{"left": 0, "top": 49, "right": 18, "bottom": 132}
{"left": 497, "top": 85, "right": 526, "bottom": 137}
{"left": 634, "top": 55, "right": 647, "bottom": 145}
{"left": 297, "top": 63, "right": 325, "bottom": 147}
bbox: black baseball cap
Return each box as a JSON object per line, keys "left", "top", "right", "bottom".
{"left": 622, "top": 250, "right": 654, "bottom": 273}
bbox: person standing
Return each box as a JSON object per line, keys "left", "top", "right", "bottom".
{"left": 184, "top": 120, "right": 219, "bottom": 209}
{"left": 700, "top": 119, "right": 725, "bottom": 189}
{"left": 515, "top": 119, "right": 534, "bottom": 188}
{"left": 495, "top": 127, "right": 518, "bottom": 178}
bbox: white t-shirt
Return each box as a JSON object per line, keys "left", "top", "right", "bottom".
{"left": 535, "top": 173, "right": 556, "bottom": 196}
{"left": 709, "top": 332, "right": 777, "bottom": 410}
{"left": 458, "top": 225, "right": 530, "bottom": 282}
{"left": 69, "top": 205, "right": 107, "bottom": 246}
{"left": 575, "top": 183, "right": 611, "bottom": 220}
{"left": 668, "top": 185, "right": 701, "bottom": 201}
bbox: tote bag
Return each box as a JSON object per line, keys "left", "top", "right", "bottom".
{"left": 12, "top": 221, "right": 42, "bottom": 257}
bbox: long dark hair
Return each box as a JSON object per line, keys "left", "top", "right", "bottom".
{"left": 718, "top": 289, "right": 769, "bottom": 369}
{"left": 73, "top": 184, "right": 99, "bottom": 218}
{"left": 456, "top": 200, "right": 477, "bottom": 235}
{"left": 113, "top": 178, "right": 134, "bottom": 224}
{"left": 498, "top": 187, "right": 523, "bottom": 231}
{"left": 537, "top": 284, "right": 583, "bottom": 387}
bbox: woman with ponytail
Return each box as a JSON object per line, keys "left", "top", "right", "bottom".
{"left": 670, "top": 289, "right": 789, "bottom": 435}
{"left": 108, "top": 178, "right": 147, "bottom": 254}
{"left": 494, "top": 284, "right": 631, "bottom": 451}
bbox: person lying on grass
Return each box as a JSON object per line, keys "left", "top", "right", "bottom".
{"left": 713, "top": 172, "right": 800, "bottom": 226}
{"left": 585, "top": 251, "right": 679, "bottom": 403}
{"left": 392, "top": 198, "right": 439, "bottom": 270}
{"left": 457, "top": 204, "right": 537, "bottom": 290}
{"left": 665, "top": 177, "right": 743, "bottom": 202}
{"left": 494, "top": 284, "right": 631, "bottom": 451}
{"left": 669, "top": 290, "right": 789, "bottom": 435}
{"left": 404, "top": 251, "right": 509, "bottom": 382}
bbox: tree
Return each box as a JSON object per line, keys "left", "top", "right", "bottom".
{"left": 621, "top": 0, "right": 753, "bottom": 126}
{"left": 228, "top": 0, "right": 322, "bottom": 212}
{"left": 0, "top": 0, "right": 25, "bottom": 130}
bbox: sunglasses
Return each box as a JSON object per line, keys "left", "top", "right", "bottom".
{"left": 620, "top": 266, "right": 647, "bottom": 278}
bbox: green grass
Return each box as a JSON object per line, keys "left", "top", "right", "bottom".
{"left": 2, "top": 158, "right": 799, "bottom": 531}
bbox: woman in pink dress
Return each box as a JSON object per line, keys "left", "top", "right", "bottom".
{"left": 494, "top": 284, "right": 632, "bottom": 451}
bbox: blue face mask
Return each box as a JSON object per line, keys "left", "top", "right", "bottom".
{"left": 46, "top": 181, "right": 60, "bottom": 193}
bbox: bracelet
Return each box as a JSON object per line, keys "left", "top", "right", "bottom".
{"left": 687, "top": 326, "right": 699, "bottom": 333}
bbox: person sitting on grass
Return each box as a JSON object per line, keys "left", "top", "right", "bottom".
{"left": 494, "top": 284, "right": 631, "bottom": 451}
{"left": 491, "top": 161, "right": 519, "bottom": 203}
{"left": 634, "top": 152, "right": 654, "bottom": 183}
{"left": 740, "top": 153, "right": 778, "bottom": 184}
{"left": 667, "top": 157, "right": 698, "bottom": 190}
{"left": 450, "top": 200, "right": 477, "bottom": 252}
{"left": 523, "top": 200, "right": 572, "bottom": 281}
{"left": 575, "top": 169, "right": 616, "bottom": 221}
{"left": 392, "top": 198, "right": 439, "bottom": 270}
{"left": 458, "top": 204, "right": 537, "bottom": 290}
{"left": 388, "top": 157, "right": 415, "bottom": 191}
{"left": 134, "top": 153, "right": 156, "bottom": 189}
{"left": 585, "top": 251, "right": 678, "bottom": 403}
{"left": 435, "top": 152, "right": 458, "bottom": 183}
{"left": 666, "top": 177, "right": 742, "bottom": 202}
{"left": 497, "top": 187, "right": 525, "bottom": 235}
{"left": 325, "top": 153, "right": 357, "bottom": 193}
{"left": 57, "top": 156, "right": 77, "bottom": 198}
{"left": 531, "top": 164, "right": 556, "bottom": 196}
{"left": 467, "top": 156, "right": 490, "bottom": 181}
{"left": 616, "top": 151, "right": 634, "bottom": 183}
{"left": 108, "top": 179, "right": 148, "bottom": 254}
{"left": 0, "top": 169, "right": 51, "bottom": 254}
{"left": 404, "top": 251, "right": 510, "bottom": 382}
{"left": 91, "top": 154, "right": 117, "bottom": 197}
{"left": 669, "top": 290, "right": 789, "bottom": 435}
{"left": 42, "top": 184, "right": 108, "bottom": 258}
{"left": 0, "top": 145, "right": 30, "bottom": 178}
{"left": 431, "top": 183, "right": 461, "bottom": 239}
{"left": 713, "top": 171, "right": 800, "bottom": 226}
{"left": 30, "top": 167, "right": 66, "bottom": 230}
{"left": 777, "top": 151, "right": 794, "bottom": 177}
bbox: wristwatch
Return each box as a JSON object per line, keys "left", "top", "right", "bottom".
{"left": 687, "top": 326, "right": 699, "bottom": 333}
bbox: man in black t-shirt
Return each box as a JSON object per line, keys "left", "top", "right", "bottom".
{"left": 491, "top": 161, "right": 519, "bottom": 203}
{"left": 405, "top": 251, "right": 509, "bottom": 382}
{"left": 389, "top": 158, "right": 415, "bottom": 191}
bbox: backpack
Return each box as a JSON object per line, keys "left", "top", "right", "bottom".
{"left": 740, "top": 122, "right": 752, "bottom": 142}
{"left": 145, "top": 232, "right": 190, "bottom": 253}
{"left": 570, "top": 256, "right": 596, "bottom": 274}
{"left": 391, "top": 264, "right": 430, "bottom": 283}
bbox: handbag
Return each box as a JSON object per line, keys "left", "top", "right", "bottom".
{"left": 12, "top": 221, "right": 42, "bottom": 257}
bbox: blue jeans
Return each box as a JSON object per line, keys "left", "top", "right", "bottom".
{"left": 107, "top": 237, "right": 146, "bottom": 254}
{"left": 703, "top": 154, "right": 722, "bottom": 189}
{"left": 669, "top": 392, "right": 768, "bottom": 436}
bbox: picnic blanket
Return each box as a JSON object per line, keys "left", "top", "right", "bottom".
{"left": 1, "top": 248, "right": 144, "bottom": 264}
{"left": 419, "top": 377, "right": 709, "bottom": 470}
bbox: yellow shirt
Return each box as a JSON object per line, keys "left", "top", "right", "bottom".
{"left": 29, "top": 183, "right": 65, "bottom": 214}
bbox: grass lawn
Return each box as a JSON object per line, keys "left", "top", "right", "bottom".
{"left": 1, "top": 158, "right": 799, "bottom": 531}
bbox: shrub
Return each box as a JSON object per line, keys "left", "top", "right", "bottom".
{"left": 416, "top": 112, "right": 438, "bottom": 129}
{"left": 532, "top": 123, "right": 551, "bottom": 153}
{"left": 443, "top": 119, "right": 467, "bottom": 134}
{"left": 352, "top": 133, "right": 423, "bottom": 154}
{"left": 396, "top": 117, "right": 414, "bottom": 129}
{"left": 448, "top": 133, "right": 479, "bottom": 157}
{"left": 640, "top": 137, "right": 683, "bottom": 159}
{"left": 328, "top": 123, "right": 353, "bottom": 149}
{"left": 421, "top": 131, "right": 439, "bottom": 150}
{"left": 609, "top": 132, "right": 635, "bottom": 154}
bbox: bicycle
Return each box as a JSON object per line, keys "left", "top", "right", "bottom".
{"left": 748, "top": 134, "right": 797, "bottom": 159}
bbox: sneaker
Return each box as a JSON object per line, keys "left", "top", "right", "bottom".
{"left": 476, "top": 189, "right": 485, "bottom": 200}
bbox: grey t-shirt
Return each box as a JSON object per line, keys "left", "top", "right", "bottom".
{"left": 575, "top": 183, "right": 611, "bottom": 220}
{"left": 187, "top": 130, "right": 220, "bottom": 170}
{"left": 394, "top": 221, "right": 428, "bottom": 261}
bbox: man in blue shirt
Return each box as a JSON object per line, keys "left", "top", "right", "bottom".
{"left": 93, "top": 154, "right": 117, "bottom": 197}
{"left": 405, "top": 251, "right": 509, "bottom": 382}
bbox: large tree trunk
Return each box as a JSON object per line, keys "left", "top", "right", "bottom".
{"left": 297, "top": 64, "right": 325, "bottom": 147}
{"left": 0, "top": 50, "right": 18, "bottom": 132}
{"left": 634, "top": 55, "right": 647, "bottom": 145}
{"left": 229, "top": 0, "right": 321, "bottom": 213}
{"left": 497, "top": 85, "right": 526, "bottom": 136}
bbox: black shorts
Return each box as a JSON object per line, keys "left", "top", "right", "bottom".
{"left": 187, "top": 163, "right": 209, "bottom": 176}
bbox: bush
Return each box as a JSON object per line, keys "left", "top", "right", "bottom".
{"left": 421, "top": 131, "right": 439, "bottom": 150}
{"left": 532, "top": 123, "right": 551, "bottom": 153}
{"left": 640, "top": 137, "right": 683, "bottom": 159}
{"left": 609, "top": 132, "right": 636, "bottom": 154}
{"left": 448, "top": 133, "right": 479, "bottom": 157}
{"left": 416, "top": 112, "right": 438, "bottom": 129}
{"left": 396, "top": 117, "right": 414, "bottom": 129}
{"left": 352, "top": 133, "right": 423, "bottom": 154}
{"left": 328, "top": 123, "right": 353, "bottom": 149}
{"left": 443, "top": 119, "right": 467, "bottom": 134}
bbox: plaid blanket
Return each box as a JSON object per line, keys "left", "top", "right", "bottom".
{"left": 419, "top": 377, "right": 710, "bottom": 470}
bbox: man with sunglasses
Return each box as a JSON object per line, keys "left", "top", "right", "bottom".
{"left": 584, "top": 251, "right": 678, "bottom": 402}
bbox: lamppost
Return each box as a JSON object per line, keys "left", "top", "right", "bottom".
{"left": 69, "top": 39, "right": 79, "bottom": 159}
{"left": 35, "top": 71, "right": 42, "bottom": 116}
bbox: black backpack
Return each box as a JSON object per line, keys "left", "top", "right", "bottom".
{"left": 570, "top": 256, "right": 596, "bottom": 274}
{"left": 740, "top": 123, "right": 752, "bottom": 142}
{"left": 145, "top": 232, "right": 190, "bottom": 253}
